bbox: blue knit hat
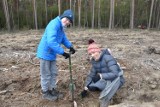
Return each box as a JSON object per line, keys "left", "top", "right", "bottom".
{"left": 60, "top": 9, "right": 73, "bottom": 23}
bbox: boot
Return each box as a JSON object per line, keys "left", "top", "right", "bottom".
{"left": 50, "top": 88, "right": 64, "bottom": 99}
{"left": 42, "top": 90, "right": 57, "bottom": 101}
{"left": 100, "top": 102, "right": 109, "bottom": 107}
{"left": 100, "top": 100, "right": 110, "bottom": 107}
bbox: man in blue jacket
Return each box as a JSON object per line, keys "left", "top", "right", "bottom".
{"left": 37, "top": 9, "right": 75, "bottom": 101}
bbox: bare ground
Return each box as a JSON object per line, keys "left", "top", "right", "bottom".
{"left": 0, "top": 29, "right": 160, "bottom": 107}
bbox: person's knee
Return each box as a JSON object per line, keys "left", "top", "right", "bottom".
{"left": 119, "top": 77, "right": 125, "bottom": 88}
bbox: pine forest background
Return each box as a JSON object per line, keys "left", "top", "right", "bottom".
{"left": 1, "top": 0, "right": 160, "bottom": 31}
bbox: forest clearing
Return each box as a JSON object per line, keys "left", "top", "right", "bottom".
{"left": 1, "top": 0, "right": 160, "bottom": 106}
{"left": 0, "top": 29, "right": 160, "bottom": 107}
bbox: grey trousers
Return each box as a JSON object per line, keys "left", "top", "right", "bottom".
{"left": 99, "top": 77, "right": 121, "bottom": 107}
{"left": 40, "top": 59, "right": 58, "bottom": 92}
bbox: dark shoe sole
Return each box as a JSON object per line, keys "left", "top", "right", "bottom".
{"left": 42, "top": 96, "right": 58, "bottom": 101}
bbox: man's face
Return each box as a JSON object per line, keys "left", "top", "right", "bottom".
{"left": 61, "top": 17, "right": 71, "bottom": 27}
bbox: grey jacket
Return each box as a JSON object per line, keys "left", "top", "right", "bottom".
{"left": 85, "top": 49, "right": 125, "bottom": 90}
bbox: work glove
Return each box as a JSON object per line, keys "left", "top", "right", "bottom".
{"left": 69, "top": 47, "right": 76, "bottom": 54}
{"left": 92, "top": 74, "right": 101, "bottom": 83}
{"left": 80, "top": 90, "right": 88, "bottom": 98}
{"left": 62, "top": 52, "right": 70, "bottom": 59}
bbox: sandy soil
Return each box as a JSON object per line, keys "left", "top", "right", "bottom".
{"left": 0, "top": 29, "right": 160, "bottom": 107}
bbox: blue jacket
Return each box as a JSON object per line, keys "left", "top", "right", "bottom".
{"left": 37, "top": 16, "right": 72, "bottom": 61}
{"left": 85, "top": 49, "right": 125, "bottom": 89}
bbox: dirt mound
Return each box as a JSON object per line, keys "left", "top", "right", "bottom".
{"left": 0, "top": 29, "right": 160, "bottom": 107}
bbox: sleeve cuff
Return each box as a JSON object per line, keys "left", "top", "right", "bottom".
{"left": 99, "top": 74, "right": 103, "bottom": 79}
{"left": 84, "top": 86, "right": 88, "bottom": 90}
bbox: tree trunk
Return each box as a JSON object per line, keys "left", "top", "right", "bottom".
{"left": 152, "top": 0, "right": 157, "bottom": 28}
{"left": 25, "top": 1, "right": 29, "bottom": 28}
{"left": 73, "top": 0, "right": 76, "bottom": 27}
{"left": 2, "top": 0, "right": 11, "bottom": 31}
{"left": 92, "top": 0, "right": 95, "bottom": 28}
{"left": 98, "top": 0, "right": 101, "bottom": 28}
{"left": 16, "top": 0, "right": 19, "bottom": 29}
{"left": 115, "top": 0, "right": 122, "bottom": 28}
{"left": 157, "top": 1, "right": 160, "bottom": 29}
{"left": 109, "top": 0, "right": 114, "bottom": 29}
{"left": 112, "top": 0, "right": 115, "bottom": 28}
{"left": 78, "top": 0, "right": 81, "bottom": 27}
{"left": 45, "top": 0, "right": 48, "bottom": 25}
{"left": 109, "top": 0, "right": 112, "bottom": 29}
{"left": 10, "top": 0, "right": 14, "bottom": 29}
{"left": 70, "top": 0, "right": 72, "bottom": 9}
{"left": 58, "top": 0, "right": 61, "bottom": 15}
{"left": 33, "top": 0, "right": 38, "bottom": 29}
{"left": 155, "top": 1, "right": 160, "bottom": 28}
{"left": 104, "top": 0, "right": 108, "bottom": 27}
{"left": 84, "top": 0, "right": 88, "bottom": 28}
{"left": 148, "top": 0, "right": 154, "bottom": 29}
{"left": 130, "top": 0, "right": 135, "bottom": 29}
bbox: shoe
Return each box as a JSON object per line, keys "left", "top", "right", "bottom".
{"left": 42, "top": 90, "right": 57, "bottom": 101}
{"left": 50, "top": 88, "right": 64, "bottom": 99}
{"left": 100, "top": 100, "right": 110, "bottom": 107}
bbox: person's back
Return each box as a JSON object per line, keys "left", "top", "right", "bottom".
{"left": 101, "top": 49, "right": 125, "bottom": 87}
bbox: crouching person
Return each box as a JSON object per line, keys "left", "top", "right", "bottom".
{"left": 80, "top": 39, "right": 125, "bottom": 107}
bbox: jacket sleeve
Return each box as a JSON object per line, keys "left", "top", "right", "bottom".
{"left": 85, "top": 66, "right": 96, "bottom": 86}
{"left": 46, "top": 22, "right": 64, "bottom": 55}
{"left": 62, "top": 34, "right": 72, "bottom": 49}
{"left": 101, "top": 55, "right": 119, "bottom": 80}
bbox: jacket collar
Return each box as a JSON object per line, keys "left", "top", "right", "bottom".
{"left": 57, "top": 16, "right": 63, "bottom": 30}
